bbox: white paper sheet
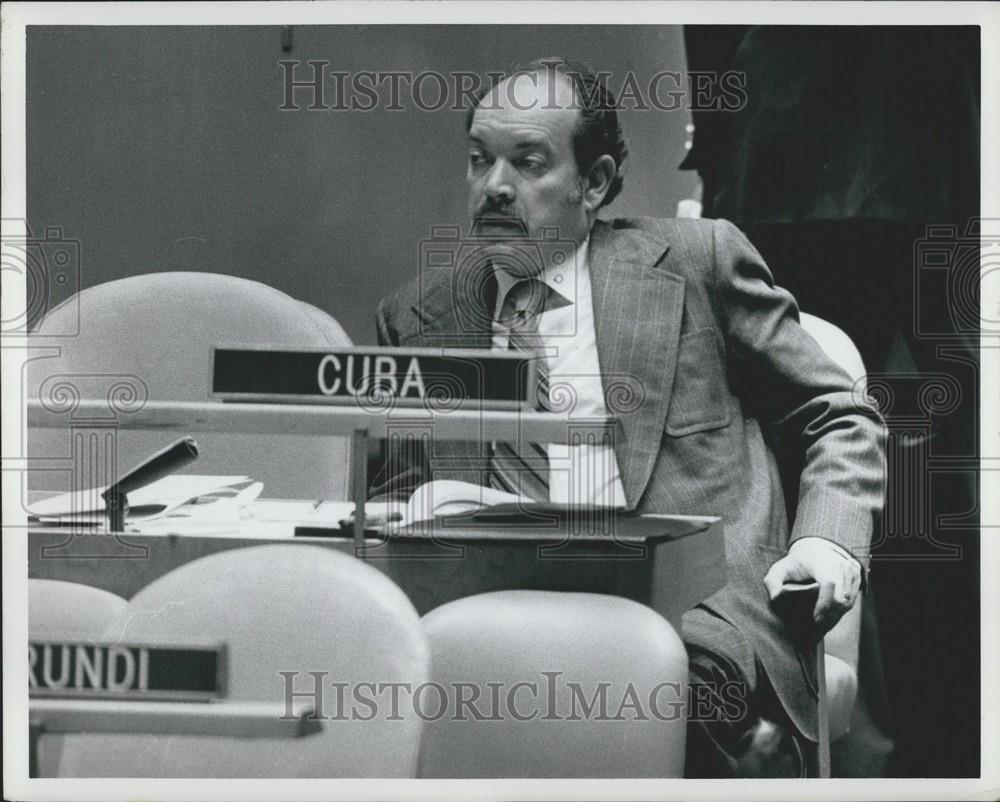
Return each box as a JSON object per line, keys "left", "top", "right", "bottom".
{"left": 28, "top": 475, "right": 253, "bottom": 521}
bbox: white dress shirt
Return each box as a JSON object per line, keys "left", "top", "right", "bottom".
{"left": 492, "top": 239, "right": 627, "bottom": 508}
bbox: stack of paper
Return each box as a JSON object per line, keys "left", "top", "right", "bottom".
{"left": 27, "top": 476, "right": 258, "bottom": 525}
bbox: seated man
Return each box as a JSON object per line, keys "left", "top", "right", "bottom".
{"left": 374, "top": 57, "right": 886, "bottom": 777}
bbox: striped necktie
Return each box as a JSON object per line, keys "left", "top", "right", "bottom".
{"left": 489, "top": 278, "right": 559, "bottom": 500}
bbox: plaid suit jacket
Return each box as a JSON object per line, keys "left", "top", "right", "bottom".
{"left": 375, "top": 216, "right": 886, "bottom": 740}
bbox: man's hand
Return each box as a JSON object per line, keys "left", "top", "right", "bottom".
{"left": 763, "top": 537, "right": 862, "bottom": 636}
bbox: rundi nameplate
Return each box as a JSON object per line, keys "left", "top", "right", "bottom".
{"left": 29, "top": 641, "right": 225, "bottom": 702}
{"left": 211, "top": 346, "right": 537, "bottom": 410}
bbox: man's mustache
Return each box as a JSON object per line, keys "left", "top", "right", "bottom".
{"left": 471, "top": 204, "right": 528, "bottom": 237}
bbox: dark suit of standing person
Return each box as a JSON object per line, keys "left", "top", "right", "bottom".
{"left": 681, "top": 27, "right": 980, "bottom": 777}
{"left": 374, "top": 58, "right": 886, "bottom": 777}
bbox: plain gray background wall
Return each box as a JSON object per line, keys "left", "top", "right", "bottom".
{"left": 27, "top": 25, "right": 698, "bottom": 344}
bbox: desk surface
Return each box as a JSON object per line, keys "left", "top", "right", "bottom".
{"left": 26, "top": 510, "right": 726, "bottom": 632}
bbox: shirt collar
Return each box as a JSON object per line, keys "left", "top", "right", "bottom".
{"left": 493, "top": 235, "right": 587, "bottom": 310}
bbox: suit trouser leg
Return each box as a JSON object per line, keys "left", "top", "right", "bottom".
{"left": 683, "top": 605, "right": 813, "bottom": 778}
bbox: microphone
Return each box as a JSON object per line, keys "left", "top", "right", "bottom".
{"left": 101, "top": 437, "right": 199, "bottom": 530}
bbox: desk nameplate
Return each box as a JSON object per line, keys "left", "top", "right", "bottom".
{"left": 211, "top": 346, "right": 537, "bottom": 410}
{"left": 29, "top": 640, "right": 226, "bottom": 702}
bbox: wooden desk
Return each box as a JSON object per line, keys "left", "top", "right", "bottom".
{"left": 26, "top": 514, "right": 726, "bottom": 632}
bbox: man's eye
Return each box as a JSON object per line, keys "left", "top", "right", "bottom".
{"left": 469, "top": 151, "right": 491, "bottom": 168}
{"left": 518, "top": 156, "right": 546, "bottom": 170}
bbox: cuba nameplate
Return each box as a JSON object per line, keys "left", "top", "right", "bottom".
{"left": 212, "top": 346, "right": 538, "bottom": 409}
{"left": 29, "top": 641, "right": 225, "bottom": 701}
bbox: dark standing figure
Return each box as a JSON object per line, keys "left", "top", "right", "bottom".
{"left": 682, "top": 26, "right": 981, "bottom": 777}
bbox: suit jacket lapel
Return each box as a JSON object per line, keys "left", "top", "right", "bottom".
{"left": 409, "top": 254, "right": 497, "bottom": 349}
{"left": 410, "top": 251, "right": 497, "bottom": 473}
{"left": 588, "top": 220, "right": 684, "bottom": 510}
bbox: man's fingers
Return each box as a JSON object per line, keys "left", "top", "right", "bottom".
{"left": 812, "top": 579, "right": 840, "bottom": 633}
{"left": 767, "top": 541, "right": 863, "bottom": 637}
{"left": 813, "top": 563, "right": 861, "bottom": 633}
{"left": 763, "top": 560, "right": 789, "bottom": 600}
{"left": 845, "top": 565, "right": 862, "bottom": 602}
{"left": 831, "top": 562, "right": 862, "bottom": 609}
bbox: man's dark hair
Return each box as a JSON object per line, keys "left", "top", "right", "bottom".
{"left": 464, "top": 57, "right": 628, "bottom": 208}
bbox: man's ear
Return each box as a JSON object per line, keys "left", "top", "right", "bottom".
{"left": 582, "top": 154, "right": 617, "bottom": 212}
